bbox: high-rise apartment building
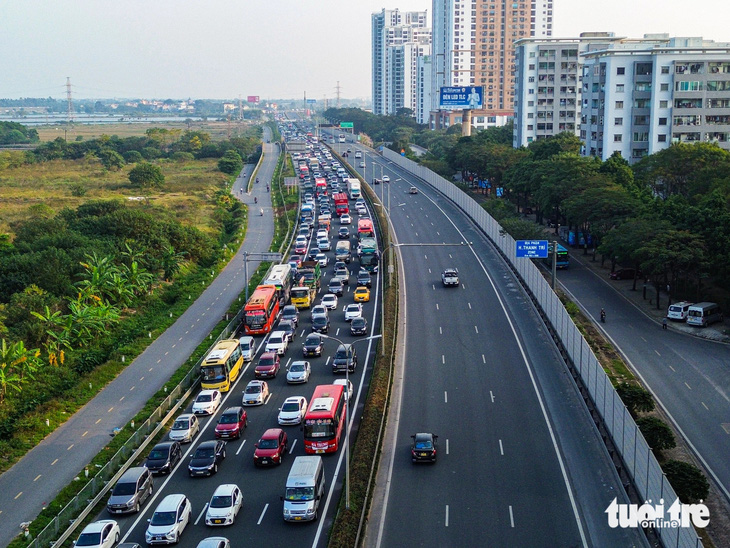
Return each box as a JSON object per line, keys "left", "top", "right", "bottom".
{"left": 579, "top": 35, "right": 730, "bottom": 163}
{"left": 372, "top": 9, "right": 431, "bottom": 117}
{"left": 430, "top": 0, "right": 552, "bottom": 130}
{"left": 513, "top": 33, "right": 622, "bottom": 147}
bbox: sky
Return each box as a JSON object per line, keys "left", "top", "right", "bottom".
{"left": 1, "top": 0, "right": 729, "bottom": 102}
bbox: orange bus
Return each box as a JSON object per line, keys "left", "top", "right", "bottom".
{"left": 357, "top": 218, "right": 375, "bottom": 241}
{"left": 303, "top": 384, "right": 347, "bottom": 454}
{"left": 244, "top": 285, "right": 280, "bottom": 335}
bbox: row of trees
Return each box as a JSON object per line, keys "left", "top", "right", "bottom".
{"left": 0, "top": 121, "right": 39, "bottom": 144}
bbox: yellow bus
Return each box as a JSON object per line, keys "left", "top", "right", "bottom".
{"left": 200, "top": 339, "right": 243, "bottom": 392}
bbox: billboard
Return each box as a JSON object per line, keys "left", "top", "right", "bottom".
{"left": 339, "top": 122, "right": 353, "bottom": 128}
{"left": 439, "top": 86, "right": 483, "bottom": 109}
{"left": 515, "top": 240, "right": 549, "bottom": 259}
{"left": 247, "top": 95, "right": 259, "bottom": 103}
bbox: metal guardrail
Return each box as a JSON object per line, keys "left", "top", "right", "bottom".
{"left": 382, "top": 148, "right": 702, "bottom": 548}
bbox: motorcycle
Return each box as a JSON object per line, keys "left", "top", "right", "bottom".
{"left": 600, "top": 309, "right": 606, "bottom": 323}
{"left": 260, "top": 208, "right": 264, "bottom": 216}
{"left": 254, "top": 197, "right": 258, "bottom": 204}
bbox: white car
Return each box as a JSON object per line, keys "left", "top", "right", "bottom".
{"left": 345, "top": 303, "right": 363, "bottom": 322}
{"left": 295, "top": 235, "right": 307, "bottom": 247}
{"left": 146, "top": 494, "right": 192, "bottom": 545}
{"left": 192, "top": 390, "right": 222, "bottom": 415}
{"left": 316, "top": 229, "right": 329, "bottom": 240}
{"left": 265, "top": 331, "right": 289, "bottom": 356}
{"left": 318, "top": 238, "right": 331, "bottom": 251}
{"left": 359, "top": 161, "right": 366, "bottom": 168}
{"left": 238, "top": 336, "right": 257, "bottom": 362}
{"left": 340, "top": 214, "right": 351, "bottom": 225}
{"left": 333, "top": 379, "right": 354, "bottom": 402}
{"left": 205, "top": 484, "right": 243, "bottom": 527}
{"left": 242, "top": 380, "right": 269, "bottom": 406}
{"left": 356, "top": 206, "right": 367, "bottom": 216}
{"left": 278, "top": 396, "right": 308, "bottom": 425}
{"left": 286, "top": 360, "right": 311, "bottom": 384}
{"left": 311, "top": 305, "right": 328, "bottom": 319}
{"left": 382, "top": 175, "right": 390, "bottom": 182}
{"left": 169, "top": 414, "right": 200, "bottom": 443}
{"left": 74, "top": 519, "right": 119, "bottom": 548}
{"left": 321, "top": 293, "right": 338, "bottom": 310}
{"left": 196, "top": 538, "right": 231, "bottom": 548}
{"left": 316, "top": 253, "right": 329, "bottom": 267}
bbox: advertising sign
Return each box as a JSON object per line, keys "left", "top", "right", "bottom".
{"left": 247, "top": 95, "right": 259, "bottom": 103}
{"left": 439, "top": 86, "right": 483, "bottom": 109}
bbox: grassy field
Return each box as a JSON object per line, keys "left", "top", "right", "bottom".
{"left": 0, "top": 157, "right": 230, "bottom": 237}
{"left": 34, "top": 120, "right": 252, "bottom": 142}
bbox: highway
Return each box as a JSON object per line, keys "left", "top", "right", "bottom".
{"left": 337, "top": 141, "right": 648, "bottom": 548}
{"left": 0, "top": 131, "right": 277, "bottom": 547}
{"left": 558, "top": 254, "right": 730, "bottom": 502}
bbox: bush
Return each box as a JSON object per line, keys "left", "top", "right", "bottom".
{"left": 616, "top": 382, "right": 655, "bottom": 417}
{"left": 172, "top": 151, "right": 194, "bottom": 162}
{"left": 664, "top": 460, "right": 710, "bottom": 503}
{"left": 70, "top": 183, "right": 87, "bottom": 197}
{"left": 636, "top": 416, "right": 676, "bottom": 452}
{"left": 123, "top": 150, "right": 143, "bottom": 163}
{"left": 217, "top": 149, "right": 243, "bottom": 175}
{"left": 128, "top": 162, "right": 165, "bottom": 189}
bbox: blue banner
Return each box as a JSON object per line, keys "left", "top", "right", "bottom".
{"left": 516, "top": 240, "right": 549, "bottom": 259}
{"left": 439, "top": 86, "right": 483, "bottom": 109}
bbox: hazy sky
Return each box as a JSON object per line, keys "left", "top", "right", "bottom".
{"left": 1, "top": 0, "right": 729, "bottom": 102}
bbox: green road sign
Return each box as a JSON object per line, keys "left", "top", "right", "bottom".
{"left": 340, "top": 122, "right": 353, "bottom": 128}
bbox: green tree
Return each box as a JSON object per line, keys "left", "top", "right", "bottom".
{"left": 636, "top": 416, "right": 676, "bottom": 453}
{"left": 161, "top": 245, "right": 187, "bottom": 281}
{"left": 217, "top": 150, "right": 243, "bottom": 175}
{"left": 128, "top": 162, "right": 165, "bottom": 189}
{"left": 98, "top": 148, "right": 125, "bottom": 171}
{"left": 616, "top": 383, "right": 655, "bottom": 417}
{"left": 663, "top": 460, "right": 710, "bottom": 503}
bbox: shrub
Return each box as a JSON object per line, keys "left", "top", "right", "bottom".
{"left": 636, "top": 416, "right": 676, "bottom": 452}
{"left": 128, "top": 162, "right": 165, "bottom": 189}
{"left": 70, "top": 183, "right": 87, "bottom": 197}
{"left": 217, "top": 149, "right": 243, "bottom": 175}
{"left": 172, "top": 151, "right": 194, "bottom": 162}
{"left": 664, "top": 460, "right": 710, "bottom": 503}
{"left": 123, "top": 150, "right": 143, "bottom": 163}
{"left": 616, "top": 383, "right": 655, "bottom": 417}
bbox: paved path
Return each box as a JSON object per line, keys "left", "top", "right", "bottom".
{"left": 0, "top": 132, "right": 278, "bottom": 546}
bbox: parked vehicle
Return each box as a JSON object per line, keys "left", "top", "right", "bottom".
{"left": 687, "top": 302, "right": 724, "bottom": 327}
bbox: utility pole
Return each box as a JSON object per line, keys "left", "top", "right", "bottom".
{"left": 66, "top": 77, "right": 74, "bottom": 124}
{"left": 335, "top": 81, "right": 341, "bottom": 109}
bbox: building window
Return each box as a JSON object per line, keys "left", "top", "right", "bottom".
{"left": 660, "top": 83, "right": 669, "bottom": 91}
{"left": 616, "top": 84, "right": 624, "bottom": 92}
{"left": 658, "top": 134, "right": 667, "bottom": 142}
{"left": 528, "top": 89, "right": 534, "bottom": 94}
{"left": 661, "top": 66, "right": 670, "bottom": 74}
{"left": 615, "top": 101, "right": 623, "bottom": 109}
{"left": 614, "top": 134, "right": 622, "bottom": 142}
{"left": 527, "top": 125, "right": 533, "bottom": 130}
{"left": 659, "top": 117, "right": 667, "bottom": 126}
{"left": 617, "top": 67, "right": 625, "bottom": 75}
{"left": 615, "top": 117, "right": 623, "bottom": 126}
{"left": 660, "top": 100, "right": 668, "bottom": 108}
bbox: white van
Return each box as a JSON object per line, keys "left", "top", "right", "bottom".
{"left": 281, "top": 456, "right": 325, "bottom": 522}
{"left": 335, "top": 240, "right": 351, "bottom": 263}
{"left": 687, "top": 302, "right": 724, "bottom": 327}
{"left": 667, "top": 301, "right": 692, "bottom": 322}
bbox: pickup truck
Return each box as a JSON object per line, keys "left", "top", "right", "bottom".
{"left": 441, "top": 268, "right": 459, "bottom": 287}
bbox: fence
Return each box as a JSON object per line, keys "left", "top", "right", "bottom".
{"left": 383, "top": 148, "right": 702, "bottom": 548}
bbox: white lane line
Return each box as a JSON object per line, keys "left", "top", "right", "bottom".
{"left": 235, "top": 439, "right": 247, "bottom": 456}
{"left": 424, "top": 254, "right": 428, "bottom": 259}
{"left": 668, "top": 365, "right": 676, "bottom": 372}
{"left": 436, "top": 304, "right": 439, "bottom": 310}
{"left": 439, "top": 326, "right": 442, "bottom": 334}
{"left": 428, "top": 268, "right": 431, "bottom": 273}
{"left": 482, "top": 354, "right": 486, "bottom": 364}
{"left": 257, "top": 503, "right": 269, "bottom": 525}
{"left": 449, "top": 254, "right": 452, "bottom": 259}
{"left": 685, "top": 382, "right": 692, "bottom": 390}
{"left": 499, "top": 439, "right": 504, "bottom": 455}
{"left": 468, "top": 302, "right": 471, "bottom": 309}
{"left": 289, "top": 439, "right": 297, "bottom": 453}
{"left": 445, "top": 505, "right": 449, "bottom": 527}
{"left": 446, "top": 439, "right": 449, "bottom": 454}
{"left": 640, "top": 336, "right": 647, "bottom": 342}
{"left": 655, "top": 350, "right": 661, "bottom": 357}
{"left": 432, "top": 284, "right": 436, "bottom": 290}
{"left": 701, "top": 402, "right": 709, "bottom": 410}
{"left": 195, "top": 503, "right": 208, "bottom": 525}
{"left": 490, "top": 391, "right": 495, "bottom": 403}
{"left": 444, "top": 391, "right": 448, "bottom": 403}
{"left": 441, "top": 355, "right": 445, "bottom": 364}
{"left": 474, "top": 325, "right": 479, "bottom": 334}
{"left": 509, "top": 505, "right": 515, "bottom": 527}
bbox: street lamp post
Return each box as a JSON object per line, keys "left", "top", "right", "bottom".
{"left": 319, "top": 333, "right": 381, "bottom": 510}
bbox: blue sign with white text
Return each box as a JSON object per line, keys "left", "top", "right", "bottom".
{"left": 516, "top": 240, "right": 549, "bottom": 259}
{"left": 439, "top": 86, "right": 483, "bottom": 109}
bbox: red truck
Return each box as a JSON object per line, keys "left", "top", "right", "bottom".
{"left": 333, "top": 192, "right": 349, "bottom": 217}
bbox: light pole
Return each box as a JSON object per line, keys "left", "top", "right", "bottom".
{"left": 319, "top": 333, "right": 382, "bottom": 510}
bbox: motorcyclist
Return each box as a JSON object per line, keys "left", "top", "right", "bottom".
{"left": 600, "top": 308, "right": 606, "bottom": 323}
{"left": 260, "top": 208, "right": 264, "bottom": 216}
{"left": 254, "top": 196, "right": 258, "bottom": 204}
{"left": 266, "top": 184, "right": 269, "bottom": 192}
{"left": 256, "top": 177, "right": 259, "bottom": 184}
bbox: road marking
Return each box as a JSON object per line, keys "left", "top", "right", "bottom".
{"left": 436, "top": 304, "right": 439, "bottom": 310}
{"left": 289, "top": 439, "right": 297, "bottom": 453}
{"left": 509, "top": 505, "right": 515, "bottom": 527}
{"left": 195, "top": 503, "right": 208, "bottom": 525}
{"left": 445, "top": 505, "right": 449, "bottom": 527}
{"left": 67, "top": 444, "right": 74, "bottom": 451}
{"left": 95, "top": 419, "right": 101, "bottom": 424}
{"left": 499, "top": 439, "right": 504, "bottom": 455}
{"left": 236, "top": 439, "right": 247, "bottom": 455}
{"left": 156, "top": 359, "right": 161, "bottom": 364}
{"left": 474, "top": 325, "right": 479, "bottom": 334}
{"left": 449, "top": 254, "right": 453, "bottom": 259}
{"left": 82, "top": 431, "right": 88, "bottom": 437}
{"left": 436, "top": 231, "right": 440, "bottom": 236}
{"left": 439, "top": 327, "right": 442, "bottom": 335}
{"left": 325, "top": 356, "right": 331, "bottom": 366}
{"left": 264, "top": 393, "right": 273, "bottom": 405}
{"left": 444, "top": 391, "right": 448, "bottom": 403}
{"left": 14, "top": 492, "right": 22, "bottom": 500}
{"left": 51, "top": 459, "right": 58, "bottom": 465}
{"left": 655, "top": 350, "right": 661, "bottom": 357}
{"left": 171, "top": 344, "right": 176, "bottom": 349}
{"left": 490, "top": 391, "right": 495, "bottom": 403}
{"left": 441, "top": 355, "right": 445, "bottom": 364}
{"left": 119, "top": 396, "right": 125, "bottom": 402}
{"left": 415, "top": 232, "right": 419, "bottom": 237}
{"left": 446, "top": 439, "right": 449, "bottom": 454}
{"left": 149, "top": 367, "right": 153, "bottom": 372}
{"left": 428, "top": 268, "right": 431, "bottom": 274}
{"left": 468, "top": 302, "right": 471, "bottom": 309}
{"left": 424, "top": 254, "right": 428, "bottom": 259}
{"left": 668, "top": 365, "right": 676, "bottom": 372}
{"left": 108, "top": 407, "right": 114, "bottom": 413}
{"left": 164, "top": 351, "right": 168, "bottom": 356}
{"left": 701, "top": 402, "right": 709, "bottom": 410}
{"left": 34, "top": 475, "right": 41, "bottom": 482}
{"left": 722, "top": 423, "right": 730, "bottom": 434}
{"left": 640, "top": 336, "right": 647, "bottom": 342}
{"left": 257, "top": 503, "right": 269, "bottom": 525}
{"left": 685, "top": 382, "right": 692, "bottom": 390}
{"left": 482, "top": 354, "right": 486, "bottom": 364}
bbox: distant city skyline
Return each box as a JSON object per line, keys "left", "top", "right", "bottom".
{"left": 1, "top": 0, "right": 729, "bottom": 101}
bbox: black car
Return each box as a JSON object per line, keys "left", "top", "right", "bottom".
{"left": 356, "top": 270, "right": 372, "bottom": 288}
{"left": 328, "top": 277, "right": 344, "bottom": 296}
{"left": 332, "top": 344, "right": 357, "bottom": 373}
{"left": 302, "top": 333, "right": 324, "bottom": 357}
{"left": 188, "top": 439, "right": 226, "bottom": 477}
{"left": 144, "top": 441, "right": 182, "bottom": 475}
{"left": 311, "top": 315, "right": 330, "bottom": 334}
{"left": 338, "top": 227, "right": 350, "bottom": 239}
{"left": 278, "top": 319, "right": 297, "bottom": 342}
{"left": 350, "top": 316, "right": 367, "bottom": 336}
{"left": 307, "top": 247, "right": 321, "bottom": 262}
{"left": 281, "top": 305, "right": 299, "bottom": 327}
{"left": 411, "top": 433, "right": 438, "bottom": 463}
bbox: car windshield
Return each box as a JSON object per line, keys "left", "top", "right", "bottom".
{"left": 76, "top": 532, "right": 102, "bottom": 546}
{"left": 172, "top": 419, "right": 189, "bottom": 430}
{"left": 200, "top": 365, "right": 225, "bottom": 382}
{"left": 353, "top": 319, "right": 365, "bottom": 327}
{"left": 197, "top": 394, "right": 212, "bottom": 402}
{"left": 210, "top": 495, "right": 232, "bottom": 508}
{"left": 194, "top": 447, "right": 215, "bottom": 458}
{"left": 150, "top": 510, "right": 176, "bottom": 526}
{"left": 219, "top": 413, "right": 239, "bottom": 424}
{"left": 336, "top": 349, "right": 349, "bottom": 359}
{"left": 148, "top": 448, "right": 168, "bottom": 460}
{"left": 259, "top": 357, "right": 275, "bottom": 366}
{"left": 258, "top": 438, "right": 279, "bottom": 449}
{"left": 270, "top": 335, "right": 283, "bottom": 344}
{"left": 113, "top": 482, "right": 137, "bottom": 496}
{"left": 305, "top": 336, "right": 319, "bottom": 345}
{"left": 285, "top": 486, "right": 315, "bottom": 501}
{"left": 290, "top": 363, "right": 305, "bottom": 372}
{"left": 415, "top": 437, "right": 433, "bottom": 449}
{"left": 245, "top": 384, "right": 261, "bottom": 394}
{"left": 240, "top": 341, "right": 251, "bottom": 350}
{"left": 282, "top": 401, "right": 300, "bottom": 412}
{"left": 313, "top": 317, "right": 326, "bottom": 325}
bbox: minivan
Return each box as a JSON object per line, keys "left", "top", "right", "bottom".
{"left": 281, "top": 456, "right": 325, "bottom": 522}
{"left": 107, "top": 466, "right": 153, "bottom": 514}
{"left": 146, "top": 493, "right": 192, "bottom": 545}
{"left": 667, "top": 301, "right": 693, "bottom": 322}
{"left": 686, "top": 302, "right": 724, "bottom": 327}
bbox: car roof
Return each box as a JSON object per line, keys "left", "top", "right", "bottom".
{"left": 238, "top": 335, "right": 254, "bottom": 343}
{"left": 284, "top": 395, "right": 305, "bottom": 403}
{"left": 261, "top": 427, "right": 284, "bottom": 439}
{"left": 247, "top": 379, "right": 265, "bottom": 387}
{"left": 259, "top": 352, "right": 277, "bottom": 358}
{"left": 198, "top": 389, "right": 217, "bottom": 396}
{"left": 197, "top": 439, "right": 219, "bottom": 449}
{"left": 177, "top": 413, "right": 194, "bottom": 420}
{"left": 156, "top": 493, "right": 186, "bottom": 511}
{"left": 211, "top": 483, "right": 238, "bottom": 496}
{"left": 81, "top": 520, "right": 116, "bottom": 533}
{"left": 222, "top": 405, "right": 243, "bottom": 414}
